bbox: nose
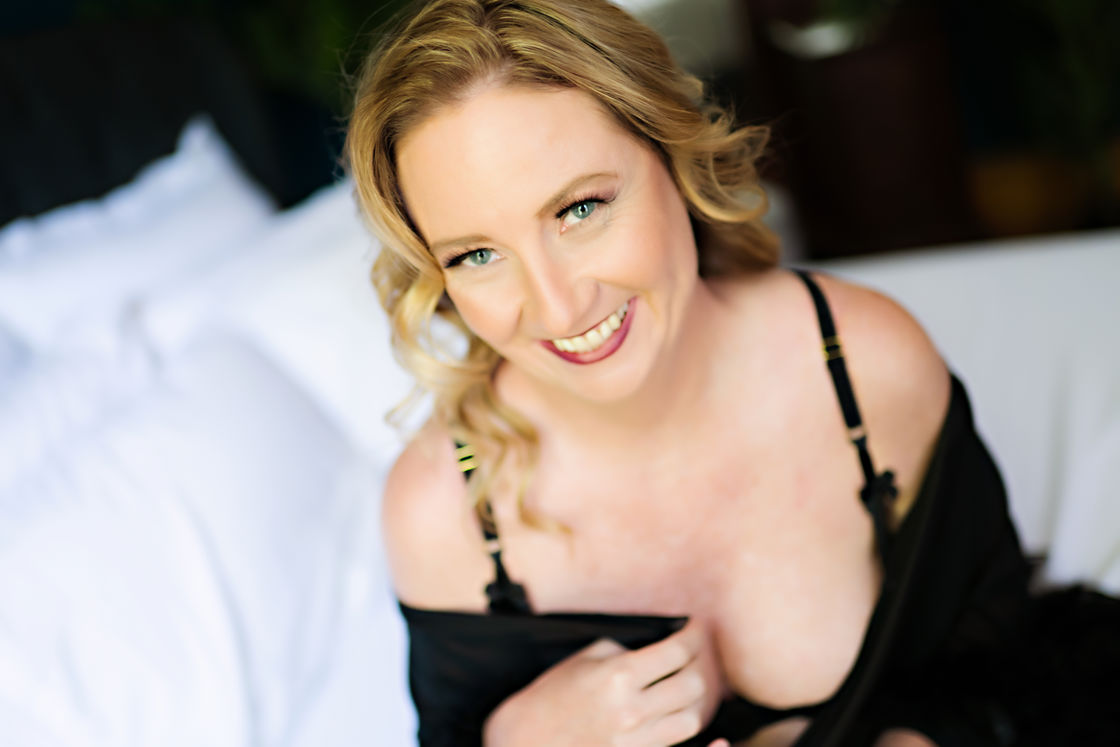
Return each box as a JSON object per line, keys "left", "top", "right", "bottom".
{"left": 518, "top": 249, "right": 590, "bottom": 339}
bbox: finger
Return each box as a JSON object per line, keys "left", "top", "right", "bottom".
{"left": 633, "top": 704, "right": 705, "bottom": 747}
{"left": 579, "top": 636, "right": 628, "bottom": 661}
{"left": 709, "top": 740, "right": 730, "bottom": 747}
{"left": 634, "top": 658, "right": 706, "bottom": 721}
{"left": 620, "top": 619, "right": 702, "bottom": 687}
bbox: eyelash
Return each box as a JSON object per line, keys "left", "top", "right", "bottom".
{"left": 443, "top": 248, "right": 490, "bottom": 269}
{"left": 554, "top": 192, "right": 612, "bottom": 221}
{"left": 441, "top": 191, "right": 614, "bottom": 269}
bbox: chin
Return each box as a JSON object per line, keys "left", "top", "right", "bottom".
{"left": 552, "top": 352, "right": 657, "bottom": 406}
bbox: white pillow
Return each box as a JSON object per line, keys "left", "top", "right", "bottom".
{"left": 0, "top": 321, "right": 30, "bottom": 388}
{"left": 0, "top": 331, "right": 414, "bottom": 746}
{"left": 0, "top": 331, "right": 157, "bottom": 493}
{"left": 139, "top": 179, "right": 417, "bottom": 462}
{"left": 0, "top": 116, "right": 275, "bottom": 355}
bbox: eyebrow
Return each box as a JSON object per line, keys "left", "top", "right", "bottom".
{"left": 427, "top": 171, "right": 619, "bottom": 256}
{"left": 429, "top": 234, "right": 492, "bottom": 256}
{"left": 536, "top": 171, "right": 617, "bottom": 219}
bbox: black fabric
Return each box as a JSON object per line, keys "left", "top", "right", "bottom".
{"left": 483, "top": 550, "right": 532, "bottom": 615}
{"left": 402, "top": 607, "right": 688, "bottom": 744}
{"left": 792, "top": 373, "right": 1031, "bottom": 747}
{"left": 400, "top": 377, "right": 1031, "bottom": 745}
{"left": 995, "top": 585, "right": 1120, "bottom": 745}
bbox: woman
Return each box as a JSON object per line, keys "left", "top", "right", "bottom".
{"left": 346, "top": 1, "right": 1029, "bottom": 744}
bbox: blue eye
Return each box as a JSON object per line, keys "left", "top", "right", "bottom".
{"left": 570, "top": 201, "right": 596, "bottom": 220}
{"left": 445, "top": 248, "right": 494, "bottom": 269}
{"left": 559, "top": 198, "right": 600, "bottom": 228}
{"left": 464, "top": 249, "right": 494, "bottom": 266}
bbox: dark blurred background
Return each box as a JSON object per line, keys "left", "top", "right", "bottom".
{"left": 0, "top": 0, "right": 410, "bottom": 219}
{"left": 2, "top": 0, "right": 1118, "bottom": 259}
{"left": 737, "top": 0, "right": 1120, "bottom": 258}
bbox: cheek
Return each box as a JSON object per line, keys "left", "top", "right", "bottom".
{"left": 447, "top": 287, "right": 519, "bottom": 347}
{"left": 658, "top": 209, "right": 699, "bottom": 282}
{"left": 612, "top": 201, "right": 696, "bottom": 285}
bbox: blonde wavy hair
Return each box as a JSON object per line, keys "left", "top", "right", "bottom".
{"left": 346, "top": 0, "right": 779, "bottom": 530}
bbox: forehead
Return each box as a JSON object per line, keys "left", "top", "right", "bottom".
{"left": 396, "top": 84, "right": 641, "bottom": 240}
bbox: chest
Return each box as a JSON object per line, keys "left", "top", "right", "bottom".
{"left": 491, "top": 440, "right": 883, "bottom": 708}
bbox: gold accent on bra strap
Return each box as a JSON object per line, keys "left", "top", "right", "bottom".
{"left": 823, "top": 334, "right": 843, "bottom": 361}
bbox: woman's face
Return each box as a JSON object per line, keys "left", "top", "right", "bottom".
{"left": 397, "top": 83, "right": 699, "bottom": 404}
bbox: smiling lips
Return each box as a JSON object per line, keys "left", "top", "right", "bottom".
{"left": 542, "top": 299, "right": 634, "bottom": 364}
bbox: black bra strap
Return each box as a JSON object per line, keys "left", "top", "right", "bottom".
{"left": 793, "top": 270, "right": 896, "bottom": 559}
{"left": 456, "top": 271, "right": 894, "bottom": 603}
{"left": 454, "top": 442, "right": 531, "bottom": 614}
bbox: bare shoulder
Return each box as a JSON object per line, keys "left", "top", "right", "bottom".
{"left": 808, "top": 272, "right": 951, "bottom": 522}
{"left": 381, "top": 420, "right": 492, "bottom": 611}
{"left": 806, "top": 271, "right": 949, "bottom": 431}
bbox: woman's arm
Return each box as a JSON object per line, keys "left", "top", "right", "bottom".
{"left": 381, "top": 422, "right": 495, "bottom": 613}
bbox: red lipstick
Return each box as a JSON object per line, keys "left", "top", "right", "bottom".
{"left": 541, "top": 298, "right": 636, "bottom": 365}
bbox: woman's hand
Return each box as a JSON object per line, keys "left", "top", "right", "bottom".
{"left": 483, "top": 617, "right": 727, "bottom": 746}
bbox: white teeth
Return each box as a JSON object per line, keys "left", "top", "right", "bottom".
{"left": 551, "top": 300, "right": 630, "bottom": 354}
